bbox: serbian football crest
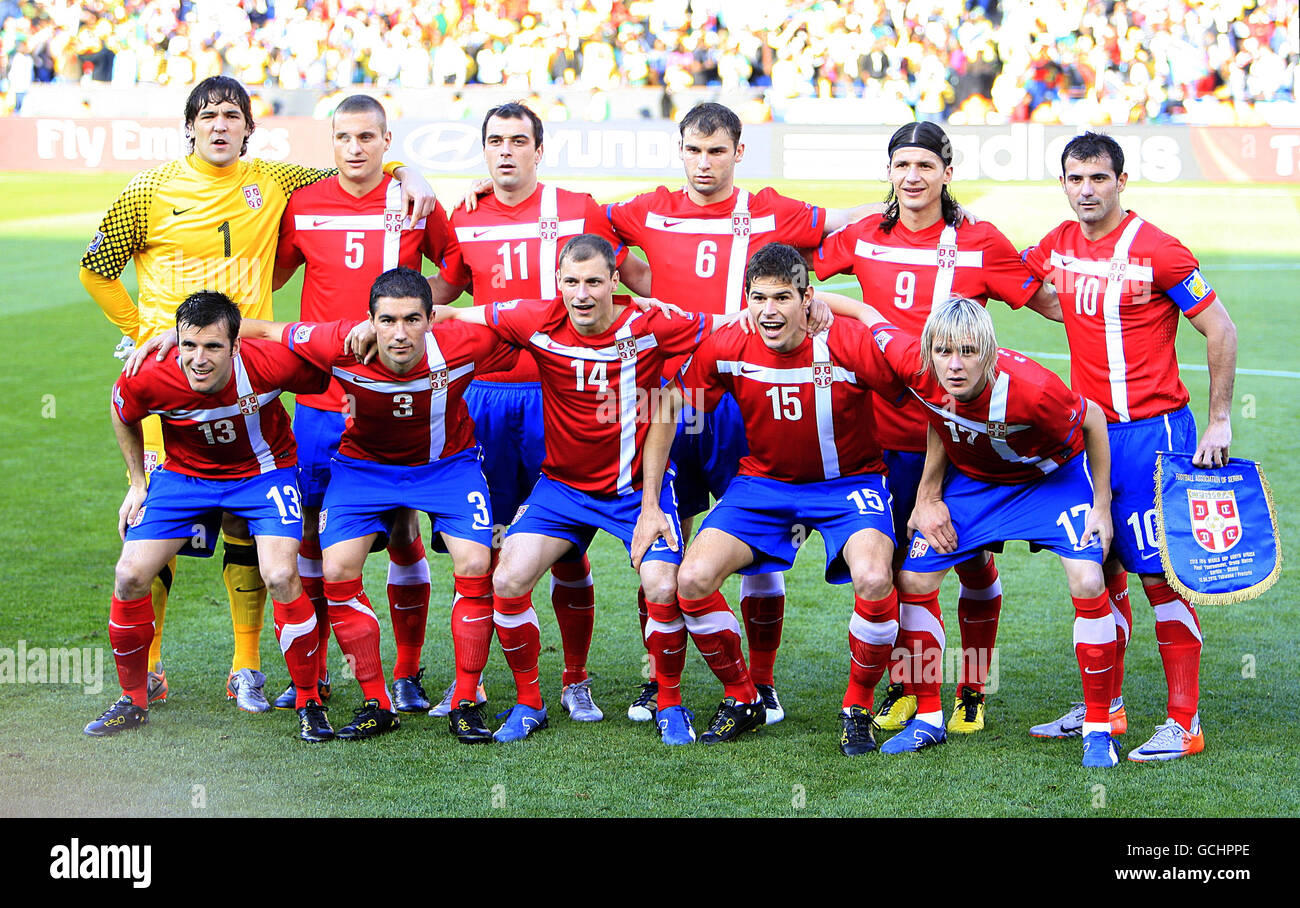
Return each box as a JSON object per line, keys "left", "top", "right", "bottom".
{"left": 813, "top": 362, "right": 833, "bottom": 388}
{"left": 1188, "top": 489, "right": 1242, "bottom": 553}
{"left": 731, "top": 212, "right": 750, "bottom": 236}
{"left": 987, "top": 420, "right": 1008, "bottom": 440}
{"left": 429, "top": 369, "right": 449, "bottom": 391}
{"left": 616, "top": 338, "right": 638, "bottom": 361}
{"left": 385, "top": 209, "right": 404, "bottom": 233}
{"left": 936, "top": 244, "right": 958, "bottom": 269}
{"left": 539, "top": 217, "right": 560, "bottom": 241}
{"left": 1155, "top": 452, "right": 1281, "bottom": 605}
{"left": 243, "top": 185, "right": 263, "bottom": 209}
{"left": 238, "top": 393, "right": 260, "bottom": 415}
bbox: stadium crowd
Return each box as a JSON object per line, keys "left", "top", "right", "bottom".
{"left": 1, "top": 0, "right": 1295, "bottom": 124}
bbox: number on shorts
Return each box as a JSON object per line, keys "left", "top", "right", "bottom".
{"left": 467, "top": 491, "right": 491, "bottom": 531}
{"left": 1055, "top": 503, "right": 1092, "bottom": 548}
{"left": 1125, "top": 508, "right": 1159, "bottom": 551}
{"left": 265, "top": 485, "right": 303, "bottom": 522}
{"left": 847, "top": 488, "right": 885, "bottom": 515}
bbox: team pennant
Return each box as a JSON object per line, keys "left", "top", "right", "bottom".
{"left": 1154, "top": 452, "right": 1282, "bottom": 604}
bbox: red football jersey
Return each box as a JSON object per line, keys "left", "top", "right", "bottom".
{"left": 276, "top": 175, "right": 456, "bottom": 412}
{"left": 282, "top": 319, "right": 516, "bottom": 466}
{"left": 487, "top": 297, "right": 710, "bottom": 496}
{"left": 441, "top": 183, "right": 627, "bottom": 383}
{"left": 608, "top": 185, "right": 825, "bottom": 314}
{"left": 1023, "top": 211, "right": 1217, "bottom": 424}
{"left": 815, "top": 214, "right": 1040, "bottom": 453}
{"left": 682, "top": 319, "right": 902, "bottom": 483}
{"left": 870, "top": 320, "right": 1087, "bottom": 485}
{"left": 112, "top": 339, "right": 328, "bottom": 479}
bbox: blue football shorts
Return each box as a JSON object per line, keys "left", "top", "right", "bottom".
{"left": 318, "top": 448, "right": 494, "bottom": 550}
{"left": 700, "top": 472, "right": 895, "bottom": 584}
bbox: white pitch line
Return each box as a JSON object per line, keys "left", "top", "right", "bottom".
{"left": 813, "top": 280, "right": 1300, "bottom": 379}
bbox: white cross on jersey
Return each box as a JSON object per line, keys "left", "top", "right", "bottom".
{"left": 290, "top": 180, "right": 426, "bottom": 273}
{"left": 1048, "top": 216, "right": 1149, "bottom": 421}
{"left": 853, "top": 225, "right": 982, "bottom": 309}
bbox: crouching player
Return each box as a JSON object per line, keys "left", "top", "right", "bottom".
{"left": 86, "top": 291, "right": 330, "bottom": 739}
{"left": 674, "top": 243, "right": 906, "bottom": 751}
{"left": 242, "top": 267, "right": 518, "bottom": 742}
{"left": 435, "top": 235, "right": 741, "bottom": 744}
{"left": 865, "top": 296, "right": 1120, "bottom": 767}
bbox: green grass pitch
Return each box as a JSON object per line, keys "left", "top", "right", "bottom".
{"left": 0, "top": 171, "right": 1295, "bottom": 818}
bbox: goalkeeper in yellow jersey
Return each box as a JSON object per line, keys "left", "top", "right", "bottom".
{"left": 79, "top": 75, "right": 436, "bottom": 712}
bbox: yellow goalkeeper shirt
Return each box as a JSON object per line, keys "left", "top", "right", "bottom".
{"left": 81, "top": 153, "right": 333, "bottom": 342}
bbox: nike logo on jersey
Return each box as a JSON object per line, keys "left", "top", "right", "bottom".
{"left": 172, "top": 207, "right": 194, "bottom": 216}
{"left": 473, "top": 229, "right": 492, "bottom": 238}
{"left": 662, "top": 219, "right": 684, "bottom": 227}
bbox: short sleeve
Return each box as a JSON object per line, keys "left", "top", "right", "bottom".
{"left": 977, "top": 224, "right": 1041, "bottom": 308}
{"left": 420, "top": 201, "right": 457, "bottom": 266}
{"left": 813, "top": 222, "right": 858, "bottom": 280}
{"left": 583, "top": 195, "right": 628, "bottom": 265}
{"left": 1152, "top": 236, "right": 1216, "bottom": 316}
{"left": 282, "top": 320, "right": 349, "bottom": 371}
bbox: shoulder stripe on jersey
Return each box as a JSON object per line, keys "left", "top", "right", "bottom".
{"left": 853, "top": 239, "right": 984, "bottom": 269}
{"left": 425, "top": 331, "right": 449, "bottom": 462}
{"left": 614, "top": 320, "right": 638, "bottom": 496}
{"left": 723, "top": 190, "right": 751, "bottom": 315}
{"left": 930, "top": 225, "right": 960, "bottom": 308}
{"left": 453, "top": 218, "right": 585, "bottom": 243}
{"left": 383, "top": 180, "right": 405, "bottom": 271}
{"left": 236, "top": 355, "right": 278, "bottom": 473}
{"left": 539, "top": 184, "right": 559, "bottom": 300}
{"left": 811, "top": 332, "right": 840, "bottom": 480}
{"left": 715, "top": 360, "right": 858, "bottom": 386}
{"left": 1100, "top": 216, "right": 1145, "bottom": 422}
{"left": 987, "top": 372, "right": 1054, "bottom": 474}
{"left": 641, "top": 211, "right": 777, "bottom": 236}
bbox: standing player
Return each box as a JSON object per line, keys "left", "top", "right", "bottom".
{"left": 1023, "top": 132, "right": 1237, "bottom": 761}
{"left": 856, "top": 296, "right": 1120, "bottom": 766}
{"left": 269, "top": 94, "right": 457, "bottom": 714}
{"left": 423, "top": 102, "right": 652, "bottom": 722}
{"left": 813, "top": 121, "right": 1062, "bottom": 736}
{"left": 79, "top": 76, "right": 435, "bottom": 712}
{"left": 606, "top": 102, "right": 876, "bottom": 724}
{"left": 676, "top": 243, "right": 905, "bottom": 752}
{"left": 85, "top": 292, "right": 332, "bottom": 742}
{"left": 239, "top": 268, "right": 516, "bottom": 741}
{"left": 434, "top": 235, "right": 739, "bottom": 744}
